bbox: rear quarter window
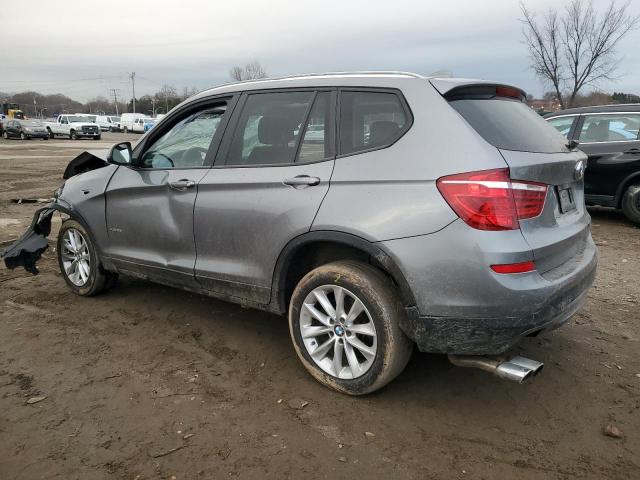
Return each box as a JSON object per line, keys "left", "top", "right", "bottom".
{"left": 339, "top": 90, "right": 410, "bottom": 155}
{"left": 450, "top": 97, "right": 569, "bottom": 153}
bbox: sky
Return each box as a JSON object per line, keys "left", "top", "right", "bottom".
{"left": 1, "top": 0, "right": 639, "bottom": 102}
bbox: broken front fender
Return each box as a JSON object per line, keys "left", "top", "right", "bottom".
{"left": 1, "top": 207, "right": 55, "bottom": 275}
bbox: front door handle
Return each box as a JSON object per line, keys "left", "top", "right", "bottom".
{"left": 283, "top": 175, "right": 321, "bottom": 187}
{"left": 623, "top": 148, "right": 640, "bottom": 155}
{"left": 169, "top": 179, "right": 196, "bottom": 190}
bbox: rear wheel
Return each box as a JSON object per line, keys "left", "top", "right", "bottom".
{"left": 288, "top": 260, "right": 412, "bottom": 395}
{"left": 123, "top": 126, "right": 128, "bottom": 133}
{"left": 57, "top": 219, "right": 117, "bottom": 296}
{"left": 621, "top": 184, "right": 640, "bottom": 226}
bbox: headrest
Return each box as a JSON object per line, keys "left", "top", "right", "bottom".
{"left": 258, "top": 108, "right": 297, "bottom": 145}
{"left": 369, "top": 121, "right": 400, "bottom": 145}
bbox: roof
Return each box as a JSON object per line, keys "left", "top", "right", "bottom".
{"left": 545, "top": 103, "right": 640, "bottom": 118}
{"left": 191, "top": 71, "right": 525, "bottom": 101}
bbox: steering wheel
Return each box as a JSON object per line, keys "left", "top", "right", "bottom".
{"left": 145, "top": 152, "right": 174, "bottom": 168}
{"left": 177, "top": 146, "right": 209, "bottom": 166}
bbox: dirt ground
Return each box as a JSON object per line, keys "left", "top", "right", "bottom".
{"left": 0, "top": 133, "right": 638, "bottom": 479}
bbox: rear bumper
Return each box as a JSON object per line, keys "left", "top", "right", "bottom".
{"left": 380, "top": 220, "right": 598, "bottom": 354}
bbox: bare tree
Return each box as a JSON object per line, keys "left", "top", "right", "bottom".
{"left": 229, "top": 61, "right": 268, "bottom": 81}
{"left": 521, "top": 0, "right": 638, "bottom": 108}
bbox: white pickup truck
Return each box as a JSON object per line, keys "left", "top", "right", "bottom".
{"left": 45, "top": 115, "right": 101, "bottom": 140}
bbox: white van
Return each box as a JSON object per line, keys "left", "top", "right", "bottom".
{"left": 95, "top": 115, "right": 121, "bottom": 132}
{"left": 119, "top": 113, "right": 148, "bottom": 133}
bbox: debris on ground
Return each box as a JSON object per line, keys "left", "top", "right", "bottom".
{"left": 603, "top": 424, "right": 623, "bottom": 439}
{"left": 287, "top": 398, "right": 309, "bottom": 409}
{"left": 26, "top": 395, "right": 47, "bottom": 404}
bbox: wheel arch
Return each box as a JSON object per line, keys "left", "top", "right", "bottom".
{"left": 270, "top": 231, "right": 416, "bottom": 315}
{"left": 616, "top": 171, "right": 640, "bottom": 207}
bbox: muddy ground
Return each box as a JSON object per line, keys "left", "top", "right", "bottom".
{"left": 0, "top": 133, "right": 638, "bottom": 479}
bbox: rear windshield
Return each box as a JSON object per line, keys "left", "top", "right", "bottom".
{"left": 450, "top": 98, "right": 569, "bottom": 153}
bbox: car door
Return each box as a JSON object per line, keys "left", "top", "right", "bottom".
{"left": 574, "top": 112, "right": 640, "bottom": 204}
{"left": 103, "top": 97, "right": 234, "bottom": 288}
{"left": 5, "top": 120, "right": 15, "bottom": 137}
{"left": 194, "top": 89, "right": 336, "bottom": 304}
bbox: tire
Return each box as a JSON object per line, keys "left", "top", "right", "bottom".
{"left": 621, "top": 184, "right": 640, "bottom": 226}
{"left": 57, "top": 219, "right": 117, "bottom": 296}
{"left": 43, "top": 136, "right": 48, "bottom": 140}
{"left": 288, "top": 260, "right": 413, "bottom": 395}
{"left": 20, "top": 132, "right": 26, "bottom": 140}
{"left": 47, "top": 128, "right": 54, "bottom": 139}
{"left": 93, "top": 135, "right": 101, "bottom": 140}
{"left": 2, "top": 131, "right": 8, "bottom": 140}
{"left": 70, "top": 130, "right": 78, "bottom": 140}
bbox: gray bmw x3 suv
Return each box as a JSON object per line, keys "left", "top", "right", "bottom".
{"left": 2, "top": 72, "right": 598, "bottom": 394}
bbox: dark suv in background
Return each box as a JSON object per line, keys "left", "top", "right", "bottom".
{"left": 545, "top": 105, "right": 640, "bottom": 225}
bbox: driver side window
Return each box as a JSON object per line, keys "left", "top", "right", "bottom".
{"left": 140, "top": 103, "right": 227, "bottom": 169}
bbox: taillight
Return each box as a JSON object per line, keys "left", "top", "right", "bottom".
{"left": 491, "top": 261, "right": 536, "bottom": 274}
{"left": 436, "top": 168, "right": 547, "bottom": 231}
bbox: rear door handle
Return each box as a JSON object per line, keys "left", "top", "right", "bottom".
{"left": 283, "top": 175, "right": 321, "bottom": 187}
{"left": 169, "top": 179, "right": 196, "bottom": 190}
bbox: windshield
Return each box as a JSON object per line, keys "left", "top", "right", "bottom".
{"left": 449, "top": 98, "right": 569, "bottom": 153}
{"left": 110, "top": 117, "right": 120, "bottom": 122}
{"left": 67, "top": 116, "right": 89, "bottom": 123}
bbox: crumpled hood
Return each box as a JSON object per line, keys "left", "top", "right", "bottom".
{"left": 63, "top": 149, "right": 109, "bottom": 179}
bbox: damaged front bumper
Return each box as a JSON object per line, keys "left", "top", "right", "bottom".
{"left": 1, "top": 207, "right": 55, "bottom": 274}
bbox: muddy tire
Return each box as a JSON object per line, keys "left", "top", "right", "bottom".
{"left": 621, "top": 184, "right": 640, "bottom": 226}
{"left": 288, "top": 260, "right": 412, "bottom": 395}
{"left": 57, "top": 219, "right": 117, "bottom": 296}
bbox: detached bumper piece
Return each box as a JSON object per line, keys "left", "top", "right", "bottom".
{"left": 1, "top": 207, "right": 54, "bottom": 275}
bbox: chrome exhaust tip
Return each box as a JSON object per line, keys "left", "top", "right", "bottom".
{"left": 448, "top": 354, "right": 544, "bottom": 384}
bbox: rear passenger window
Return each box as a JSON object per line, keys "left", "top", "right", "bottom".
{"left": 547, "top": 116, "right": 576, "bottom": 138}
{"left": 226, "top": 91, "right": 314, "bottom": 166}
{"left": 339, "top": 91, "right": 408, "bottom": 155}
{"left": 578, "top": 114, "right": 640, "bottom": 142}
{"left": 298, "top": 92, "right": 331, "bottom": 163}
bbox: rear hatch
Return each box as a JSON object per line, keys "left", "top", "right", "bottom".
{"left": 432, "top": 80, "right": 590, "bottom": 274}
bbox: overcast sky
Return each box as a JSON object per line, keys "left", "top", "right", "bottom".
{"left": 1, "top": 0, "right": 639, "bottom": 102}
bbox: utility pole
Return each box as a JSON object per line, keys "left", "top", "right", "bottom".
{"left": 129, "top": 72, "right": 136, "bottom": 113}
{"left": 151, "top": 98, "right": 156, "bottom": 117}
{"left": 110, "top": 88, "right": 120, "bottom": 115}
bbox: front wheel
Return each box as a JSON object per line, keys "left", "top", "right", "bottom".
{"left": 70, "top": 130, "right": 78, "bottom": 140}
{"left": 57, "top": 219, "right": 117, "bottom": 296}
{"left": 20, "top": 132, "right": 26, "bottom": 140}
{"left": 621, "top": 184, "right": 640, "bottom": 226}
{"left": 47, "top": 128, "right": 54, "bottom": 139}
{"left": 288, "top": 261, "right": 412, "bottom": 395}
{"left": 93, "top": 135, "right": 101, "bottom": 140}
{"left": 2, "top": 131, "right": 8, "bottom": 139}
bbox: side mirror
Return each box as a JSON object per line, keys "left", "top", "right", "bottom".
{"left": 108, "top": 142, "right": 132, "bottom": 165}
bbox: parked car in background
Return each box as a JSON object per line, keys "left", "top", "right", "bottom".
{"left": 2, "top": 119, "right": 49, "bottom": 140}
{"left": 130, "top": 116, "right": 152, "bottom": 133}
{"left": 45, "top": 115, "right": 101, "bottom": 140}
{"left": 0, "top": 114, "right": 5, "bottom": 135}
{"left": 143, "top": 118, "right": 157, "bottom": 133}
{"left": 96, "top": 115, "right": 121, "bottom": 132}
{"left": 119, "top": 113, "right": 147, "bottom": 133}
{"left": 545, "top": 104, "right": 640, "bottom": 224}
{"left": 3, "top": 73, "right": 597, "bottom": 395}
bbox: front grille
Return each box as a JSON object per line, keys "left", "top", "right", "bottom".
{"left": 82, "top": 126, "right": 99, "bottom": 133}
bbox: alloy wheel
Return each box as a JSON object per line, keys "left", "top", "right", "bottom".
{"left": 299, "top": 285, "right": 378, "bottom": 379}
{"left": 60, "top": 228, "right": 91, "bottom": 286}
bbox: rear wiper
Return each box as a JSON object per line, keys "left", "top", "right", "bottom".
{"left": 566, "top": 139, "right": 579, "bottom": 150}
